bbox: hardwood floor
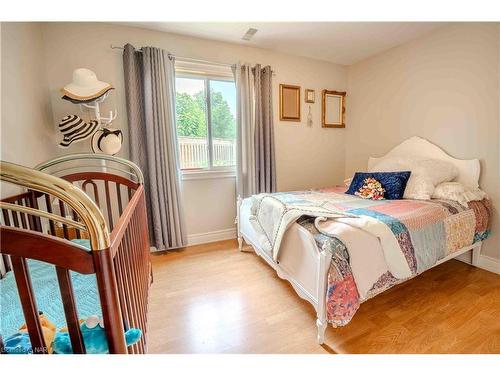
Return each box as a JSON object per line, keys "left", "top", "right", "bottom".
{"left": 147, "top": 240, "right": 500, "bottom": 354}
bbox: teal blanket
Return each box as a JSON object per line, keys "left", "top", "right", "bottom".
{"left": 0, "top": 239, "right": 102, "bottom": 339}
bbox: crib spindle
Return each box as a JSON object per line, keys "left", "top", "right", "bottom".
{"left": 58, "top": 200, "right": 70, "bottom": 239}
{"left": 18, "top": 199, "right": 28, "bottom": 229}
{"left": 27, "top": 192, "right": 43, "bottom": 232}
{"left": 10, "top": 256, "right": 48, "bottom": 354}
{"left": 83, "top": 179, "right": 101, "bottom": 209}
{"left": 104, "top": 180, "right": 114, "bottom": 229}
{"left": 43, "top": 193, "right": 56, "bottom": 236}
{"left": 116, "top": 182, "right": 123, "bottom": 216}
{"left": 55, "top": 267, "right": 86, "bottom": 354}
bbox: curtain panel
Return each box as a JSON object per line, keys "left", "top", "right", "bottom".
{"left": 233, "top": 63, "right": 276, "bottom": 199}
{"left": 233, "top": 64, "right": 256, "bottom": 198}
{"left": 123, "top": 44, "right": 187, "bottom": 251}
{"left": 253, "top": 64, "right": 276, "bottom": 194}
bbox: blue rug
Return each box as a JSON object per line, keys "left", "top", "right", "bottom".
{"left": 0, "top": 239, "right": 102, "bottom": 339}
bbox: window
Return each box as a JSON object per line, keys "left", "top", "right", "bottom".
{"left": 175, "top": 72, "right": 236, "bottom": 171}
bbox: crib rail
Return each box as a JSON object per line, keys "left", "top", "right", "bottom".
{"left": 110, "top": 185, "right": 151, "bottom": 354}
{"left": 1, "top": 155, "right": 151, "bottom": 354}
{"left": 1, "top": 161, "right": 109, "bottom": 251}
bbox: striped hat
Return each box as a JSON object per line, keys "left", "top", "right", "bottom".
{"left": 58, "top": 115, "right": 99, "bottom": 148}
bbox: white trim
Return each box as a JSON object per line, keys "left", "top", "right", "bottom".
{"left": 456, "top": 252, "right": 500, "bottom": 275}
{"left": 181, "top": 168, "right": 236, "bottom": 180}
{"left": 478, "top": 255, "right": 500, "bottom": 274}
{"left": 187, "top": 227, "right": 236, "bottom": 246}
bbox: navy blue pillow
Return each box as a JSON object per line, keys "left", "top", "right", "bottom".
{"left": 346, "top": 171, "right": 411, "bottom": 200}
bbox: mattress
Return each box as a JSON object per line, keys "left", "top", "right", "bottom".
{"left": 0, "top": 239, "right": 102, "bottom": 339}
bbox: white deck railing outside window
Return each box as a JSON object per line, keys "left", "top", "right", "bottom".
{"left": 178, "top": 136, "right": 236, "bottom": 169}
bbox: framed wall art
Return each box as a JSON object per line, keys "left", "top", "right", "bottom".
{"left": 279, "top": 84, "right": 301, "bottom": 121}
{"left": 322, "top": 90, "right": 346, "bottom": 128}
{"left": 305, "top": 89, "right": 315, "bottom": 103}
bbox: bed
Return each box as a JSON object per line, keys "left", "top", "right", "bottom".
{"left": 0, "top": 154, "right": 151, "bottom": 354}
{"left": 237, "top": 137, "right": 492, "bottom": 344}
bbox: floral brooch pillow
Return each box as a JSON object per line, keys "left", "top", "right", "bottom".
{"left": 354, "top": 177, "right": 386, "bottom": 200}
{"left": 346, "top": 171, "right": 411, "bottom": 200}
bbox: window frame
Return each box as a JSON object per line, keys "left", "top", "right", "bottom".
{"left": 174, "top": 72, "right": 236, "bottom": 176}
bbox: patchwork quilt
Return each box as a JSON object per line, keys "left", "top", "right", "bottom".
{"left": 250, "top": 187, "right": 491, "bottom": 326}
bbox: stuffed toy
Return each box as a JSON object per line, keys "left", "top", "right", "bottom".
{"left": 3, "top": 313, "right": 57, "bottom": 354}
{"left": 52, "top": 315, "right": 142, "bottom": 354}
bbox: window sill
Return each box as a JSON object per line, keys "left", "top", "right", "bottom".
{"left": 181, "top": 169, "right": 236, "bottom": 181}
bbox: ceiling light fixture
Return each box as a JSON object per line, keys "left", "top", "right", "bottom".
{"left": 242, "top": 28, "right": 258, "bottom": 41}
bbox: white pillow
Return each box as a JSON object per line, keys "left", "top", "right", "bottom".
{"left": 369, "top": 157, "right": 458, "bottom": 200}
{"left": 432, "top": 182, "right": 487, "bottom": 207}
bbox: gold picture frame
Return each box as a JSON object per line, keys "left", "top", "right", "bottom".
{"left": 305, "top": 89, "right": 315, "bottom": 103}
{"left": 322, "top": 90, "right": 346, "bottom": 128}
{"left": 279, "top": 84, "right": 301, "bottom": 121}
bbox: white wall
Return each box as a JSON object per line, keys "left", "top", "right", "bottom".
{"left": 40, "top": 22, "right": 348, "bottom": 241}
{"left": 1, "top": 23, "right": 56, "bottom": 197}
{"left": 346, "top": 23, "right": 500, "bottom": 261}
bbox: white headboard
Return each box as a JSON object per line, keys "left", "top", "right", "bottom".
{"left": 367, "top": 136, "right": 480, "bottom": 188}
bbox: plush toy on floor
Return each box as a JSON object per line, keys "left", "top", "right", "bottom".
{"left": 3, "top": 312, "right": 57, "bottom": 354}
{"left": 52, "top": 315, "right": 142, "bottom": 354}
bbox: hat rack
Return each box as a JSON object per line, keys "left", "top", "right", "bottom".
{"left": 59, "top": 68, "right": 123, "bottom": 155}
{"left": 79, "top": 91, "right": 117, "bottom": 127}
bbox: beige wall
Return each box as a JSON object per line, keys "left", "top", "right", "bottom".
{"left": 1, "top": 23, "right": 56, "bottom": 197}
{"left": 346, "top": 23, "right": 500, "bottom": 260}
{"left": 3, "top": 22, "right": 497, "bottom": 260}
{"left": 40, "top": 22, "right": 348, "bottom": 239}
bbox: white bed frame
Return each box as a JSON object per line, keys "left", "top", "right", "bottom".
{"left": 236, "top": 136, "right": 484, "bottom": 345}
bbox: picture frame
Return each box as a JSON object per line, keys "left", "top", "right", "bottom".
{"left": 279, "top": 84, "right": 301, "bottom": 121}
{"left": 322, "top": 90, "right": 346, "bottom": 128}
{"left": 305, "top": 89, "right": 315, "bottom": 103}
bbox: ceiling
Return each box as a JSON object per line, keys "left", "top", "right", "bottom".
{"left": 122, "top": 22, "right": 445, "bottom": 65}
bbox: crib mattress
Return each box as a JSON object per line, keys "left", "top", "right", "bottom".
{"left": 0, "top": 239, "right": 102, "bottom": 339}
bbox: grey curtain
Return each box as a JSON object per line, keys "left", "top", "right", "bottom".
{"left": 233, "top": 63, "right": 276, "bottom": 198}
{"left": 253, "top": 65, "right": 276, "bottom": 193}
{"left": 123, "top": 44, "right": 187, "bottom": 251}
{"left": 233, "top": 64, "right": 256, "bottom": 198}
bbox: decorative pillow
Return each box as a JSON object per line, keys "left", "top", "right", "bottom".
{"left": 432, "top": 182, "right": 488, "bottom": 207}
{"left": 354, "top": 177, "right": 386, "bottom": 200}
{"left": 369, "top": 157, "right": 458, "bottom": 200}
{"left": 346, "top": 171, "right": 411, "bottom": 200}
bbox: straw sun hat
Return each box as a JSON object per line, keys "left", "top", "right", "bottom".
{"left": 61, "top": 68, "right": 114, "bottom": 103}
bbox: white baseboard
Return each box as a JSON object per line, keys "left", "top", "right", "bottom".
{"left": 477, "top": 255, "right": 500, "bottom": 274}
{"left": 187, "top": 227, "right": 236, "bottom": 246}
{"left": 455, "top": 252, "right": 500, "bottom": 275}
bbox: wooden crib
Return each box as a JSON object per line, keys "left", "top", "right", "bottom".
{"left": 0, "top": 154, "right": 151, "bottom": 354}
